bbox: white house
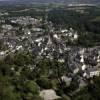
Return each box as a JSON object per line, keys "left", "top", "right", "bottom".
{"left": 90, "top": 71, "right": 100, "bottom": 77}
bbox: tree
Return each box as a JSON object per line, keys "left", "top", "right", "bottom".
{"left": 0, "top": 75, "right": 21, "bottom": 100}
{"left": 36, "top": 77, "right": 53, "bottom": 89}
{"left": 24, "top": 80, "right": 40, "bottom": 94}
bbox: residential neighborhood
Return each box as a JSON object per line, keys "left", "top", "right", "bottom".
{"left": 0, "top": 2, "right": 100, "bottom": 100}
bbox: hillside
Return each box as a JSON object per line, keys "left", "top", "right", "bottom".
{"left": 0, "top": 0, "right": 100, "bottom": 5}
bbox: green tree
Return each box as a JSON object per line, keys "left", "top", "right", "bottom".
{"left": 25, "top": 80, "right": 40, "bottom": 94}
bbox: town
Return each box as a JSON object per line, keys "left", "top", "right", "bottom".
{"left": 0, "top": 3, "right": 100, "bottom": 100}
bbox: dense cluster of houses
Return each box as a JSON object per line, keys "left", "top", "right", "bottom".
{"left": 0, "top": 16, "right": 100, "bottom": 81}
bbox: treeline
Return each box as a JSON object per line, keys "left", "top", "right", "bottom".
{"left": 0, "top": 51, "right": 68, "bottom": 100}
{"left": 1, "top": 51, "right": 100, "bottom": 100}
{"left": 72, "top": 77, "right": 100, "bottom": 100}
{"left": 48, "top": 7, "right": 100, "bottom": 33}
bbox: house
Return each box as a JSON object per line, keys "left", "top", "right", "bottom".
{"left": 58, "top": 58, "right": 65, "bottom": 63}
{"left": 0, "top": 51, "right": 5, "bottom": 56}
{"left": 74, "top": 33, "right": 78, "bottom": 39}
{"left": 32, "top": 28, "right": 43, "bottom": 32}
{"left": 61, "top": 75, "right": 72, "bottom": 86}
{"left": 82, "top": 64, "right": 86, "bottom": 71}
{"left": 90, "top": 71, "right": 100, "bottom": 77}
{"left": 80, "top": 55, "right": 84, "bottom": 63}
{"left": 61, "top": 29, "right": 68, "bottom": 33}
{"left": 2, "top": 25, "right": 13, "bottom": 30}
{"left": 73, "top": 67, "right": 79, "bottom": 74}
{"left": 86, "top": 67, "right": 100, "bottom": 78}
